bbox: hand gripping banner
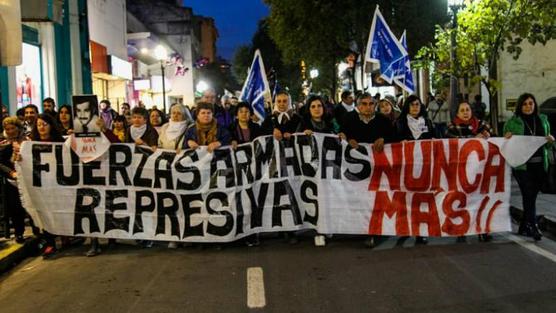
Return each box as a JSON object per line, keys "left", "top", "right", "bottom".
{"left": 15, "top": 135, "right": 547, "bottom": 242}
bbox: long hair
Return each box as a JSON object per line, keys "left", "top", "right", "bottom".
{"left": 57, "top": 104, "right": 74, "bottom": 130}
{"left": 515, "top": 92, "right": 538, "bottom": 116}
{"left": 30, "top": 113, "right": 65, "bottom": 142}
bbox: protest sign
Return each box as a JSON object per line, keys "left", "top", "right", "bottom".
{"left": 16, "top": 134, "right": 545, "bottom": 242}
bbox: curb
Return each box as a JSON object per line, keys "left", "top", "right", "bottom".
{"left": 0, "top": 237, "right": 40, "bottom": 275}
{"left": 510, "top": 206, "right": 556, "bottom": 237}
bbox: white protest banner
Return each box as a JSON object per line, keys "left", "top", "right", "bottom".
{"left": 15, "top": 135, "right": 545, "bottom": 242}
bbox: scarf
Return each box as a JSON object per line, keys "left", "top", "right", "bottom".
{"left": 196, "top": 119, "right": 218, "bottom": 145}
{"left": 130, "top": 124, "right": 147, "bottom": 141}
{"left": 112, "top": 128, "right": 125, "bottom": 142}
{"left": 453, "top": 116, "right": 480, "bottom": 134}
{"left": 407, "top": 115, "right": 427, "bottom": 139}
{"left": 100, "top": 109, "right": 114, "bottom": 129}
{"left": 310, "top": 119, "right": 326, "bottom": 132}
{"left": 342, "top": 102, "right": 355, "bottom": 112}
{"left": 165, "top": 120, "right": 188, "bottom": 141}
{"left": 273, "top": 109, "right": 294, "bottom": 125}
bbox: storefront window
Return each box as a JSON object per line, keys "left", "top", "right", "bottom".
{"left": 16, "top": 43, "right": 42, "bottom": 109}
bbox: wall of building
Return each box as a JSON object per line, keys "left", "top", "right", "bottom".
{"left": 88, "top": 0, "right": 127, "bottom": 60}
{"left": 200, "top": 17, "right": 217, "bottom": 63}
{"left": 498, "top": 39, "right": 556, "bottom": 120}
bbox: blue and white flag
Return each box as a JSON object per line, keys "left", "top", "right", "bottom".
{"left": 365, "top": 6, "right": 407, "bottom": 83}
{"left": 240, "top": 49, "right": 271, "bottom": 122}
{"left": 393, "top": 31, "right": 415, "bottom": 94}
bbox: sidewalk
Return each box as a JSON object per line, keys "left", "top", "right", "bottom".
{"left": 510, "top": 178, "right": 556, "bottom": 236}
{"left": 0, "top": 228, "right": 39, "bottom": 274}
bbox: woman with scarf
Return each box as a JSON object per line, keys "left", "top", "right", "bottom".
{"left": 395, "top": 95, "right": 434, "bottom": 142}
{"left": 262, "top": 91, "right": 300, "bottom": 140}
{"left": 378, "top": 98, "right": 400, "bottom": 125}
{"left": 445, "top": 101, "right": 492, "bottom": 242}
{"left": 0, "top": 117, "right": 28, "bottom": 243}
{"left": 445, "top": 102, "right": 491, "bottom": 139}
{"left": 159, "top": 104, "right": 192, "bottom": 151}
{"left": 504, "top": 93, "right": 554, "bottom": 241}
{"left": 297, "top": 95, "right": 340, "bottom": 136}
{"left": 183, "top": 102, "right": 230, "bottom": 151}
{"left": 394, "top": 95, "right": 435, "bottom": 245}
{"left": 156, "top": 104, "right": 192, "bottom": 249}
{"left": 125, "top": 107, "right": 159, "bottom": 149}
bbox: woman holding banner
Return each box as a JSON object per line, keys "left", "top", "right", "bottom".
{"left": 395, "top": 95, "right": 435, "bottom": 245}
{"left": 504, "top": 93, "right": 555, "bottom": 241}
{"left": 0, "top": 117, "right": 29, "bottom": 243}
{"left": 296, "top": 95, "right": 343, "bottom": 247}
{"left": 262, "top": 91, "right": 300, "bottom": 141}
{"left": 157, "top": 103, "right": 192, "bottom": 249}
{"left": 183, "top": 102, "right": 230, "bottom": 151}
{"left": 125, "top": 107, "right": 159, "bottom": 150}
{"left": 395, "top": 95, "right": 434, "bottom": 142}
{"left": 27, "top": 114, "right": 65, "bottom": 257}
{"left": 158, "top": 104, "right": 192, "bottom": 151}
{"left": 445, "top": 102, "right": 491, "bottom": 139}
{"left": 445, "top": 101, "right": 492, "bottom": 242}
{"left": 262, "top": 91, "right": 301, "bottom": 244}
{"left": 297, "top": 95, "right": 340, "bottom": 136}
{"left": 230, "top": 102, "right": 262, "bottom": 150}
{"left": 229, "top": 101, "right": 262, "bottom": 246}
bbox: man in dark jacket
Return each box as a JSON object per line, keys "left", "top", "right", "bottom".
{"left": 340, "top": 92, "right": 394, "bottom": 152}
{"left": 334, "top": 90, "right": 355, "bottom": 129}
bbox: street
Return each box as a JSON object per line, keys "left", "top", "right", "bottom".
{"left": 1, "top": 231, "right": 556, "bottom": 313}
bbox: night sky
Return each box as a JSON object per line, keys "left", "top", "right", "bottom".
{"left": 183, "top": 0, "right": 269, "bottom": 61}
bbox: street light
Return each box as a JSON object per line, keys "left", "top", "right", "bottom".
{"left": 448, "top": 0, "right": 464, "bottom": 119}
{"left": 309, "top": 68, "right": 319, "bottom": 79}
{"left": 196, "top": 80, "right": 209, "bottom": 94}
{"left": 154, "top": 45, "right": 168, "bottom": 113}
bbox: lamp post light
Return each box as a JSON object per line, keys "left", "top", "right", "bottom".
{"left": 309, "top": 68, "right": 319, "bottom": 79}
{"left": 196, "top": 80, "right": 209, "bottom": 94}
{"left": 448, "top": 0, "right": 464, "bottom": 119}
{"left": 154, "top": 45, "right": 168, "bottom": 113}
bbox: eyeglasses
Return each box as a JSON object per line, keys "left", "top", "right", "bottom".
{"left": 36, "top": 122, "right": 50, "bottom": 127}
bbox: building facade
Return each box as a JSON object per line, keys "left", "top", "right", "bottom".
{"left": 0, "top": 0, "right": 91, "bottom": 114}
{"left": 88, "top": 0, "right": 132, "bottom": 112}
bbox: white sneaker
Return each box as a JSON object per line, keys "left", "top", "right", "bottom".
{"left": 168, "top": 242, "right": 178, "bottom": 249}
{"left": 314, "top": 235, "right": 326, "bottom": 247}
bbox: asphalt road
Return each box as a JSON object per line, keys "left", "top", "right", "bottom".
{"left": 1, "top": 232, "right": 556, "bottom": 313}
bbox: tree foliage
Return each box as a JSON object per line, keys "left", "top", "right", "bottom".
{"left": 232, "top": 19, "right": 302, "bottom": 99}
{"left": 264, "top": 0, "right": 448, "bottom": 95}
{"left": 416, "top": 0, "right": 556, "bottom": 96}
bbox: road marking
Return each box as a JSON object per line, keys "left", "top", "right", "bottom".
{"left": 247, "top": 267, "right": 266, "bottom": 308}
{"left": 505, "top": 233, "right": 556, "bottom": 263}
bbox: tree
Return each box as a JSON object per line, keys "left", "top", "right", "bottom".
{"left": 416, "top": 0, "right": 556, "bottom": 132}
{"left": 264, "top": 0, "right": 448, "bottom": 97}
{"left": 233, "top": 19, "right": 303, "bottom": 100}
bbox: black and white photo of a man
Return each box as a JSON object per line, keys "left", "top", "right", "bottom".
{"left": 72, "top": 95, "right": 100, "bottom": 135}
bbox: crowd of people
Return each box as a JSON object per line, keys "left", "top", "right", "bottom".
{"left": 0, "top": 90, "right": 553, "bottom": 258}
